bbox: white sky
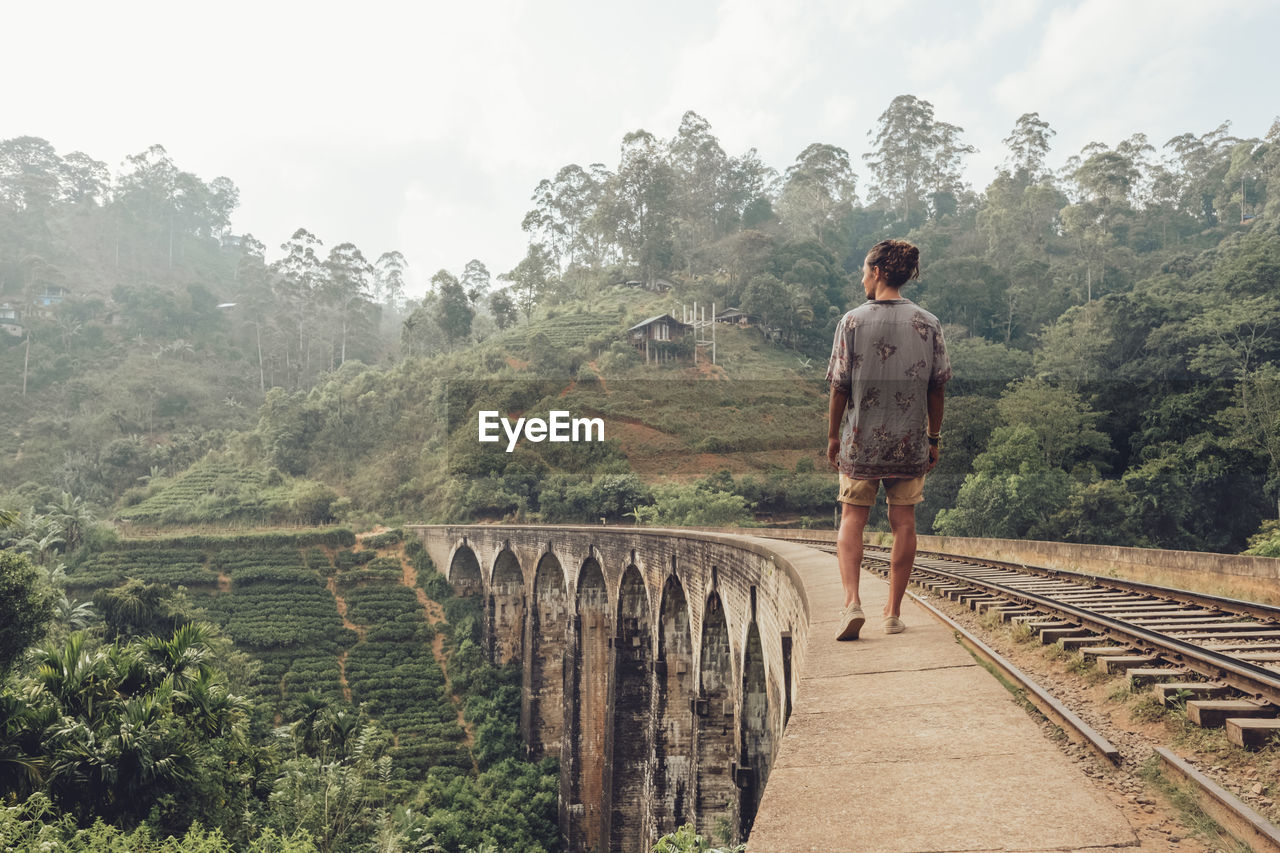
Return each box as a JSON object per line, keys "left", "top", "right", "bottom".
{"left": 4, "top": 0, "right": 1278, "bottom": 297}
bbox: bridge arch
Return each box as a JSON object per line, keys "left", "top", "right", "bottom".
{"left": 695, "top": 586, "right": 738, "bottom": 843}
{"left": 569, "top": 556, "right": 611, "bottom": 850}
{"left": 447, "top": 541, "right": 484, "bottom": 597}
{"left": 527, "top": 550, "right": 568, "bottom": 760}
{"left": 611, "top": 562, "right": 654, "bottom": 853}
{"left": 652, "top": 571, "right": 695, "bottom": 839}
{"left": 490, "top": 547, "right": 524, "bottom": 665}
{"left": 738, "top": 616, "right": 773, "bottom": 840}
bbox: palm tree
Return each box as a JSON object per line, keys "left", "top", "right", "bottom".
{"left": 53, "top": 595, "right": 98, "bottom": 630}
{"left": 140, "top": 621, "right": 214, "bottom": 690}
{"left": 93, "top": 578, "right": 172, "bottom": 639}
{"left": 15, "top": 528, "right": 64, "bottom": 566}
{"left": 286, "top": 691, "right": 331, "bottom": 757}
{"left": 180, "top": 668, "right": 250, "bottom": 740}
{"left": 0, "top": 507, "right": 17, "bottom": 528}
{"left": 0, "top": 692, "right": 46, "bottom": 798}
{"left": 45, "top": 492, "right": 94, "bottom": 553}
{"left": 32, "top": 632, "right": 112, "bottom": 723}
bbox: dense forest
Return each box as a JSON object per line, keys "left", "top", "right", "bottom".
{"left": 3, "top": 94, "right": 1280, "bottom": 848}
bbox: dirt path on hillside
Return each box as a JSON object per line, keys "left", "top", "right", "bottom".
{"left": 399, "top": 550, "right": 477, "bottom": 770}
{"left": 325, "top": 576, "right": 363, "bottom": 703}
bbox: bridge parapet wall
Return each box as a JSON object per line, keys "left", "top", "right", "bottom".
{"left": 407, "top": 524, "right": 811, "bottom": 851}
{"left": 753, "top": 528, "right": 1280, "bottom": 605}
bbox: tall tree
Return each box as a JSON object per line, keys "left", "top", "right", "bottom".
{"left": 461, "top": 259, "right": 491, "bottom": 303}
{"left": 668, "top": 111, "right": 731, "bottom": 259}
{"left": 433, "top": 269, "right": 474, "bottom": 344}
{"left": 1163, "top": 122, "right": 1238, "bottom": 225}
{"left": 273, "top": 228, "right": 325, "bottom": 383}
{"left": 374, "top": 250, "right": 407, "bottom": 307}
{"left": 1002, "top": 112, "right": 1055, "bottom": 182}
{"left": 864, "top": 94, "right": 975, "bottom": 223}
{"left": 601, "top": 130, "right": 676, "bottom": 282}
{"left": 324, "top": 242, "right": 374, "bottom": 366}
{"left": 522, "top": 163, "right": 609, "bottom": 271}
{"left": 488, "top": 288, "right": 518, "bottom": 330}
{"left": 500, "top": 245, "right": 554, "bottom": 319}
{"left": 776, "top": 143, "right": 857, "bottom": 247}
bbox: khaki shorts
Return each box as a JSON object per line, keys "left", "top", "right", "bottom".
{"left": 838, "top": 472, "right": 925, "bottom": 507}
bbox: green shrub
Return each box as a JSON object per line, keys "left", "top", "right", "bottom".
{"left": 363, "top": 528, "right": 404, "bottom": 548}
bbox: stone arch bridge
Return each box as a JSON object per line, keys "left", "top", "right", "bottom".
{"left": 409, "top": 524, "right": 813, "bottom": 853}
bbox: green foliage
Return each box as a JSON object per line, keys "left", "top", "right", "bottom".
{"left": 72, "top": 528, "right": 355, "bottom": 554}
{"left": 538, "top": 472, "right": 653, "bottom": 522}
{"left": 653, "top": 822, "right": 746, "bottom": 853}
{"left": 362, "top": 528, "right": 404, "bottom": 549}
{"left": 1, "top": 628, "right": 258, "bottom": 833}
{"left": 0, "top": 794, "right": 319, "bottom": 852}
{"left": 1244, "top": 519, "right": 1280, "bottom": 556}
{"left": 734, "top": 463, "right": 833, "bottom": 517}
{"left": 497, "top": 310, "right": 618, "bottom": 353}
{"left": 339, "top": 583, "right": 467, "bottom": 778}
{"left": 91, "top": 579, "right": 192, "bottom": 640}
{"left": 71, "top": 547, "right": 214, "bottom": 589}
{"left": 117, "top": 458, "right": 342, "bottom": 527}
{"left": 994, "top": 378, "right": 1111, "bottom": 471}
{"left": 0, "top": 548, "right": 54, "bottom": 675}
{"left": 632, "top": 482, "right": 753, "bottom": 527}
{"left": 412, "top": 759, "right": 560, "bottom": 853}
{"left": 934, "top": 425, "right": 1071, "bottom": 539}
{"left": 265, "top": 724, "right": 394, "bottom": 853}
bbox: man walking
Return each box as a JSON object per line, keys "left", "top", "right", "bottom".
{"left": 826, "top": 239, "right": 950, "bottom": 639}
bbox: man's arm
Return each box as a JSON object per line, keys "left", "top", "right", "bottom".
{"left": 926, "top": 381, "right": 946, "bottom": 471}
{"left": 827, "top": 384, "right": 849, "bottom": 470}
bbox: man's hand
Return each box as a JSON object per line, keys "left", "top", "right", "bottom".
{"left": 827, "top": 436, "right": 841, "bottom": 470}
{"left": 926, "top": 443, "right": 939, "bottom": 472}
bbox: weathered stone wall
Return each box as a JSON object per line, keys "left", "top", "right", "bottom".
{"left": 408, "top": 525, "right": 810, "bottom": 852}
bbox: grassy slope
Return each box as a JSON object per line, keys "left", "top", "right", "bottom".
{"left": 98, "top": 283, "right": 836, "bottom": 527}
{"left": 469, "top": 285, "right": 830, "bottom": 483}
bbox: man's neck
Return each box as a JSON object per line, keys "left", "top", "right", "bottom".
{"left": 872, "top": 285, "right": 903, "bottom": 301}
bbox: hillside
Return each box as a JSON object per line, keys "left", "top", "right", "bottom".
{"left": 66, "top": 528, "right": 500, "bottom": 778}
{"left": 6, "top": 109, "right": 1280, "bottom": 553}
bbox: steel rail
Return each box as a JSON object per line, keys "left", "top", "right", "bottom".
{"left": 906, "top": 548, "right": 1280, "bottom": 625}
{"left": 783, "top": 536, "right": 1280, "bottom": 625}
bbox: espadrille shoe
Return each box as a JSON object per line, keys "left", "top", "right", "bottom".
{"left": 835, "top": 603, "right": 865, "bottom": 641}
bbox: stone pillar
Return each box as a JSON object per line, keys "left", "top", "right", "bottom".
{"left": 610, "top": 565, "right": 654, "bottom": 853}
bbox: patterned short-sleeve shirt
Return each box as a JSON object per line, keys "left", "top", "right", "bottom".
{"left": 826, "top": 298, "right": 951, "bottom": 479}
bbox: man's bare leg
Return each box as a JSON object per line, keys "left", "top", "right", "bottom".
{"left": 837, "top": 502, "right": 870, "bottom": 608}
{"left": 885, "top": 504, "right": 917, "bottom": 618}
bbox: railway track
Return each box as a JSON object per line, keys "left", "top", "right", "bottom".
{"left": 777, "top": 536, "right": 1280, "bottom": 749}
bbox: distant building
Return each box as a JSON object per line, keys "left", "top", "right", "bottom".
{"left": 627, "top": 313, "right": 692, "bottom": 363}
{"left": 37, "top": 286, "right": 68, "bottom": 307}
{"left": 0, "top": 303, "right": 20, "bottom": 336}
{"left": 621, "top": 278, "right": 675, "bottom": 293}
{"left": 715, "top": 307, "right": 760, "bottom": 327}
{"left": 221, "top": 234, "right": 245, "bottom": 251}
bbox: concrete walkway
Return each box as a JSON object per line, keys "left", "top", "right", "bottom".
{"left": 747, "top": 538, "right": 1137, "bottom": 853}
